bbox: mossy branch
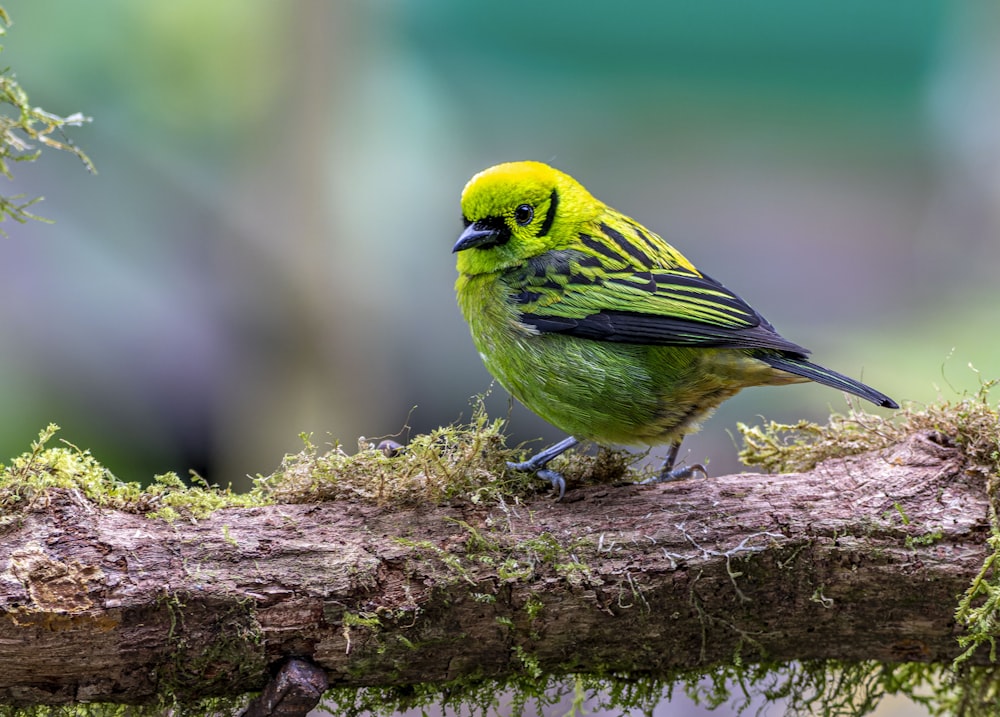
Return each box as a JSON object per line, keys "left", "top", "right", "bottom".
{"left": 1, "top": 387, "right": 999, "bottom": 716}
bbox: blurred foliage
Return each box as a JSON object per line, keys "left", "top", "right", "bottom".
{"left": 326, "top": 661, "right": 1000, "bottom": 717}
{"left": 0, "top": 6, "right": 93, "bottom": 231}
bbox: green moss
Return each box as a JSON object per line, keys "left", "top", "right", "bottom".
{"left": 523, "top": 596, "right": 544, "bottom": 621}
{"left": 737, "top": 376, "right": 1000, "bottom": 480}
{"left": 0, "top": 699, "right": 255, "bottom": 717}
{"left": 739, "top": 376, "right": 1000, "bottom": 674}
{"left": 154, "top": 593, "right": 265, "bottom": 701}
{"left": 543, "top": 445, "right": 642, "bottom": 486}
{"left": 342, "top": 611, "right": 382, "bottom": 630}
{"left": 0, "top": 399, "right": 552, "bottom": 522}
{"left": 6, "top": 382, "right": 1000, "bottom": 716}
{"left": 316, "top": 661, "right": 1000, "bottom": 717}
{"left": 892, "top": 502, "right": 911, "bottom": 525}
{"left": 952, "top": 381, "right": 1000, "bottom": 668}
{"left": 956, "top": 530, "right": 1000, "bottom": 667}
{"left": 253, "top": 397, "right": 532, "bottom": 506}
{"left": 392, "top": 536, "right": 478, "bottom": 585}
{"left": 0, "top": 425, "right": 260, "bottom": 521}
{"left": 511, "top": 646, "right": 543, "bottom": 680}
{"left": 395, "top": 518, "right": 603, "bottom": 606}
{"left": 0, "top": 398, "right": 687, "bottom": 524}
{"left": 3, "top": 662, "right": 999, "bottom": 717}
{"left": 739, "top": 380, "right": 1000, "bottom": 680}
{"left": 905, "top": 529, "right": 944, "bottom": 549}
{"left": 340, "top": 611, "right": 386, "bottom": 657}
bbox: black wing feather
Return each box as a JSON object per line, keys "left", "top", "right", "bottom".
{"left": 521, "top": 309, "right": 810, "bottom": 353}
{"left": 516, "top": 264, "right": 810, "bottom": 355}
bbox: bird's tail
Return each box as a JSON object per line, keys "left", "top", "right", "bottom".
{"left": 758, "top": 355, "right": 899, "bottom": 409}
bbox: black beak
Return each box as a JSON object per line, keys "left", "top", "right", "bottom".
{"left": 452, "top": 218, "right": 509, "bottom": 253}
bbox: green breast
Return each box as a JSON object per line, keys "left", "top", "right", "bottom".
{"left": 457, "top": 273, "right": 746, "bottom": 446}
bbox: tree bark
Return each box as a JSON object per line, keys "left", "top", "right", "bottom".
{"left": 0, "top": 430, "right": 990, "bottom": 706}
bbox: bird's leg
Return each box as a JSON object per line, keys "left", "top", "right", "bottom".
{"left": 507, "top": 436, "right": 579, "bottom": 500}
{"left": 639, "top": 440, "right": 707, "bottom": 484}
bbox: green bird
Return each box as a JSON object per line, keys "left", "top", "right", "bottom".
{"left": 453, "top": 161, "right": 898, "bottom": 498}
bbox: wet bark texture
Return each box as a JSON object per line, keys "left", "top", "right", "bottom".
{"left": 0, "top": 431, "right": 990, "bottom": 707}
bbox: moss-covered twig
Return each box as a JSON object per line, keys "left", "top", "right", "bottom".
{"left": 0, "top": 6, "right": 94, "bottom": 232}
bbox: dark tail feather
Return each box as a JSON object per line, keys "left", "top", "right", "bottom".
{"left": 759, "top": 355, "right": 899, "bottom": 409}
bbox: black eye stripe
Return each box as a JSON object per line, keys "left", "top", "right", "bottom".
{"left": 536, "top": 189, "right": 559, "bottom": 238}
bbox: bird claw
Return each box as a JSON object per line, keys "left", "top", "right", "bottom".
{"left": 639, "top": 463, "right": 708, "bottom": 485}
{"left": 506, "top": 460, "right": 567, "bottom": 500}
{"left": 505, "top": 436, "right": 578, "bottom": 500}
{"left": 537, "top": 469, "right": 567, "bottom": 500}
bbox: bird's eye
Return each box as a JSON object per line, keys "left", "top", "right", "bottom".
{"left": 514, "top": 204, "right": 534, "bottom": 226}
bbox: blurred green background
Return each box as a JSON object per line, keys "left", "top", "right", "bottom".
{"left": 5, "top": 0, "right": 999, "bottom": 486}
{"left": 3, "top": 1, "right": 998, "bottom": 714}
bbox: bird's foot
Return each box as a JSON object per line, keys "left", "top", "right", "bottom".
{"left": 506, "top": 460, "right": 567, "bottom": 500}
{"left": 506, "top": 436, "right": 578, "bottom": 500}
{"left": 639, "top": 463, "right": 707, "bottom": 485}
{"left": 537, "top": 468, "right": 567, "bottom": 500}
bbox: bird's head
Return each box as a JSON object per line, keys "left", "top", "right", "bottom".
{"left": 454, "top": 161, "right": 600, "bottom": 275}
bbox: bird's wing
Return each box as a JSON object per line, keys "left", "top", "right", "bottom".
{"left": 511, "top": 256, "right": 809, "bottom": 354}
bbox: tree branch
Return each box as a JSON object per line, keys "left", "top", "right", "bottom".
{"left": 0, "top": 430, "right": 990, "bottom": 707}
